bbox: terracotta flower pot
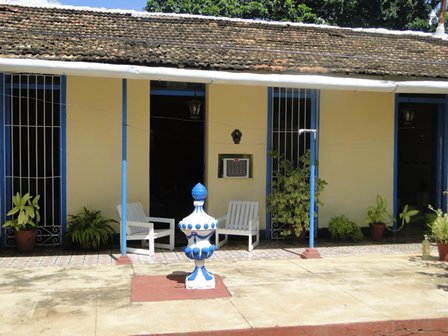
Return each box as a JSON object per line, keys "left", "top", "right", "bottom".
{"left": 370, "top": 223, "right": 386, "bottom": 242}
{"left": 290, "top": 224, "right": 307, "bottom": 242}
{"left": 15, "top": 229, "right": 37, "bottom": 253}
{"left": 436, "top": 242, "right": 448, "bottom": 261}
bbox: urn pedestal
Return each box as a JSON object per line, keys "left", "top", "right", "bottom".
{"left": 179, "top": 183, "right": 218, "bottom": 289}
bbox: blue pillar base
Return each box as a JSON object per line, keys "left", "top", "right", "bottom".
{"left": 116, "top": 255, "right": 133, "bottom": 265}
{"left": 301, "top": 248, "right": 322, "bottom": 259}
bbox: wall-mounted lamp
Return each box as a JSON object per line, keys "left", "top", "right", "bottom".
{"left": 231, "top": 129, "right": 242, "bottom": 144}
{"left": 403, "top": 108, "right": 414, "bottom": 124}
{"left": 402, "top": 107, "right": 415, "bottom": 126}
{"left": 187, "top": 97, "right": 202, "bottom": 120}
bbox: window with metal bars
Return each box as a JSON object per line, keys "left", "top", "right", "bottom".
{"left": 1, "top": 73, "right": 66, "bottom": 247}
{"left": 268, "top": 87, "right": 319, "bottom": 239}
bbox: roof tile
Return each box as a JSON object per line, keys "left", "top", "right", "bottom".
{"left": 0, "top": 5, "right": 447, "bottom": 79}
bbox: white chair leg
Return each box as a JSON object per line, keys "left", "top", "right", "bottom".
{"left": 215, "top": 232, "right": 229, "bottom": 249}
{"left": 149, "top": 230, "right": 155, "bottom": 256}
{"left": 169, "top": 231, "right": 175, "bottom": 251}
{"left": 248, "top": 234, "right": 253, "bottom": 252}
{"left": 215, "top": 232, "right": 220, "bottom": 249}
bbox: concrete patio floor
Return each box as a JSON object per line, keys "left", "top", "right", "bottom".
{"left": 0, "top": 242, "right": 447, "bottom": 335}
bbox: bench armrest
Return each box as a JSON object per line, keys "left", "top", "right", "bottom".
{"left": 146, "top": 216, "right": 175, "bottom": 230}
{"left": 216, "top": 215, "right": 228, "bottom": 225}
{"left": 249, "top": 216, "right": 260, "bottom": 230}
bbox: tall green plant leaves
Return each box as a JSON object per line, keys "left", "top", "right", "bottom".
{"left": 2, "top": 193, "right": 40, "bottom": 231}
{"left": 268, "top": 150, "right": 327, "bottom": 236}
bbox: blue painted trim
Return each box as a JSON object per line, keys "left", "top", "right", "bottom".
{"left": 442, "top": 95, "right": 448, "bottom": 212}
{"left": 309, "top": 145, "right": 315, "bottom": 248}
{"left": 314, "top": 90, "right": 320, "bottom": 239}
{"left": 0, "top": 73, "right": 4, "bottom": 244}
{"left": 435, "top": 106, "right": 443, "bottom": 209}
{"left": 202, "top": 88, "right": 207, "bottom": 189}
{"left": 4, "top": 79, "right": 11, "bottom": 236}
{"left": 121, "top": 79, "right": 128, "bottom": 256}
{"left": 60, "top": 76, "right": 67, "bottom": 239}
{"left": 309, "top": 90, "right": 317, "bottom": 249}
{"left": 396, "top": 96, "right": 446, "bottom": 104}
{"left": 265, "top": 87, "right": 273, "bottom": 240}
{"left": 393, "top": 96, "right": 399, "bottom": 227}
{"left": 150, "top": 89, "right": 205, "bottom": 97}
{"left": 395, "top": 94, "right": 448, "bottom": 214}
{"left": 149, "top": 85, "right": 207, "bottom": 208}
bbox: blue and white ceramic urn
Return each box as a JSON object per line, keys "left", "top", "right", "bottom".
{"left": 179, "top": 183, "right": 217, "bottom": 289}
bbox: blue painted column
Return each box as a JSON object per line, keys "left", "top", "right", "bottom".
{"left": 309, "top": 132, "right": 316, "bottom": 249}
{"left": 265, "top": 87, "right": 273, "bottom": 240}
{"left": 0, "top": 73, "right": 4, "bottom": 241}
{"left": 121, "top": 79, "right": 127, "bottom": 256}
{"left": 443, "top": 95, "right": 448, "bottom": 212}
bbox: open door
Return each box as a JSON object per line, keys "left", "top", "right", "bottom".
{"left": 395, "top": 94, "right": 448, "bottom": 238}
{"left": 150, "top": 82, "right": 205, "bottom": 245}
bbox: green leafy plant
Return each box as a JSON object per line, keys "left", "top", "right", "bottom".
{"left": 2, "top": 192, "right": 40, "bottom": 231}
{"left": 67, "top": 207, "right": 116, "bottom": 250}
{"left": 364, "top": 195, "right": 419, "bottom": 232}
{"left": 427, "top": 205, "right": 448, "bottom": 243}
{"left": 424, "top": 212, "right": 437, "bottom": 227}
{"left": 365, "top": 195, "right": 392, "bottom": 226}
{"left": 268, "top": 150, "right": 327, "bottom": 237}
{"left": 328, "top": 215, "right": 363, "bottom": 242}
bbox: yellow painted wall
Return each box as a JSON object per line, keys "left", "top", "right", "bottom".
{"left": 65, "top": 78, "right": 394, "bottom": 234}
{"left": 206, "top": 84, "right": 268, "bottom": 228}
{"left": 66, "top": 77, "right": 149, "bottom": 229}
{"left": 319, "top": 90, "right": 395, "bottom": 228}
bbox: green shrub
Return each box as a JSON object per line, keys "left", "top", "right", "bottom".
{"left": 67, "top": 207, "right": 116, "bottom": 250}
{"left": 428, "top": 206, "right": 448, "bottom": 244}
{"left": 328, "top": 215, "right": 363, "bottom": 242}
{"left": 268, "top": 150, "right": 327, "bottom": 237}
{"left": 424, "top": 212, "right": 437, "bottom": 226}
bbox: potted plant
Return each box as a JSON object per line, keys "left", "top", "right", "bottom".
{"left": 427, "top": 205, "right": 448, "bottom": 261}
{"left": 364, "top": 195, "right": 419, "bottom": 242}
{"left": 2, "top": 192, "right": 40, "bottom": 253}
{"left": 268, "top": 150, "right": 327, "bottom": 240}
{"left": 328, "top": 215, "right": 363, "bottom": 242}
{"left": 67, "top": 207, "right": 116, "bottom": 250}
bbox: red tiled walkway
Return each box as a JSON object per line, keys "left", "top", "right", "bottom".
{"left": 154, "top": 317, "right": 448, "bottom": 336}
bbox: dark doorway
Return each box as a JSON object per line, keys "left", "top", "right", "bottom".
{"left": 150, "top": 83, "right": 205, "bottom": 245}
{"left": 396, "top": 97, "right": 446, "bottom": 238}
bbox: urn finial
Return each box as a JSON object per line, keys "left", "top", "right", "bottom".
{"left": 192, "top": 183, "right": 208, "bottom": 201}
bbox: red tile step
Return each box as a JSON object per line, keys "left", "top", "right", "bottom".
{"left": 152, "top": 317, "right": 448, "bottom": 336}
{"left": 131, "top": 273, "right": 230, "bottom": 302}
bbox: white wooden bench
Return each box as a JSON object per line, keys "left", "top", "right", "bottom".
{"left": 215, "top": 201, "right": 260, "bottom": 251}
{"left": 117, "top": 202, "right": 175, "bottom": 256}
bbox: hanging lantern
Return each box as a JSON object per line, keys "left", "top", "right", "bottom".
{"left": 402, "top": 107, "right": 415, "bottom": 126}
{"left": 187, "top": 98, "right": 202, "bottom": 120}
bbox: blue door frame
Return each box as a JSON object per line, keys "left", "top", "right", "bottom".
{"left": 149, "top": 87, "right": 206, "bottom": 177}
{"left": 149, "top": 86, "right": 206, "bottom": 216}
{"left": 265, "top": 87, "right": 320, "bottom": 239}
{"left": 394, "top": 94, "right": 448, "bottom": 220}
{"left": 0, "top": 73, "right": 67, "bottom": 246}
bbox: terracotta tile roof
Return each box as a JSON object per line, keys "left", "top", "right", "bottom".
{"left": 1, "top": 4, "right": 448, "bottom": 79}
